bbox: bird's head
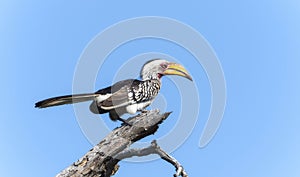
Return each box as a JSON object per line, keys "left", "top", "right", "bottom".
{"left": 140, "top": 59, "right": 193, "bottom": 81}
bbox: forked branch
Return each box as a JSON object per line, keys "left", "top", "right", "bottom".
{"left": 55, "top": 110, "right": 188, "bottom": 177}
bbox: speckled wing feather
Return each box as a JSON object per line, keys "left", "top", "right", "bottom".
{"left": 100, "top": 86, "right": 130, "bottom": 110}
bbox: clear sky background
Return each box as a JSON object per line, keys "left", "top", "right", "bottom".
{"left": 1, "top": 1, "right": 300, "bottom": 177}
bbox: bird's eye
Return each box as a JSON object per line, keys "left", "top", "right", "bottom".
{"left": 161, "top": 64, "right": 168, "bottom": 69}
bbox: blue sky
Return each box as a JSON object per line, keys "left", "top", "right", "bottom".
{"left": 1, "top": 1, "right": 300, "bottom": 177}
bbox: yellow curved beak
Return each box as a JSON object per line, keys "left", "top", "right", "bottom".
{"left": 162, "top": 63, "right": 193, "bottom": 81}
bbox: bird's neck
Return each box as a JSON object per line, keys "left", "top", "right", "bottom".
{"left": 142, "top": 73, "right": 162, "bottom": 81}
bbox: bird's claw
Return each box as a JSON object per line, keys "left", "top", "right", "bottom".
{"left": 141, "top": 110, "right": 149, "bottom": 114}
{"left": 117, "top": 117, "right": 132, "bottom": 126}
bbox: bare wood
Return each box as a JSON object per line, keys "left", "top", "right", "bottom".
{"left": 56, "top": 110, "right": 171, "bottom": 177}
{"left": 113, "top": 140, "right": 188, "bottom": 177}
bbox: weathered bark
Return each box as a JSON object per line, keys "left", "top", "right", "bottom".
{"left": 111, "top": 140, "right": 188, "bottom": 177}
{"left": 55, "top": 110, "right": 188, "bottom": 177}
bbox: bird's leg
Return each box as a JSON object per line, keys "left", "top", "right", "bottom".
{"left": 109, "top": 110, "right": 132, "bottom": 126}
{"left": 117, "top": 117, "right": 132, "bottom": 126}
{"left": 141, "top": 109, "right": 149, "bottom": 114}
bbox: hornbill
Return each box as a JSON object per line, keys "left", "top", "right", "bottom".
{"left": 35, "top": 59, "right": 192, "bottom": 125}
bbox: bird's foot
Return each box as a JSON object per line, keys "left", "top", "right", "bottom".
{"left": 141, "top": 110, "right": 149, "bottom": 114}
{"left": 117, "top": 117, "right": 132, "bottom": 126}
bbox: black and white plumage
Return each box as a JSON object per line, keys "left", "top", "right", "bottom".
{"left": 35, "top": 59, "right": 192, "bottom": 125}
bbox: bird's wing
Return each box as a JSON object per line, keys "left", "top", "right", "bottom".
{"left": 97, "top": 79, "right": 142, "bottom": 110}
{"left": 100, "top": 86, "right": 130, "bottom": 110}
{"left": 95, "top": 79, "right": 137, "bottom": 94}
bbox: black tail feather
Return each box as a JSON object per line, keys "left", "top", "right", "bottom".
{"left": 35, "top": 93, "right": 98, "bottom": 108}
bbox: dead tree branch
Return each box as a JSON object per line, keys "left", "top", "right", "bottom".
{"left": 113, "top": 140, "right": 188, "bottom": 177}
{"left": 55, "top": 110, "right": 188, "bottom": 177}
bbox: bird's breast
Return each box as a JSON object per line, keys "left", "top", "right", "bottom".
{"left": 125, "top": 100, "right": 152, "bottom": 114}
{"left": 126, "top": 104, "right": 138, "bottom": 114}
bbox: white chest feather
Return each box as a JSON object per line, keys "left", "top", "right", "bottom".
{"left": 126, "top": 101, "right": 152, "bottom": 114}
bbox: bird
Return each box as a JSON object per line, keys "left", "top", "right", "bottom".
{"left": 35, "top": 59, "right": 192, "bottom": 125}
